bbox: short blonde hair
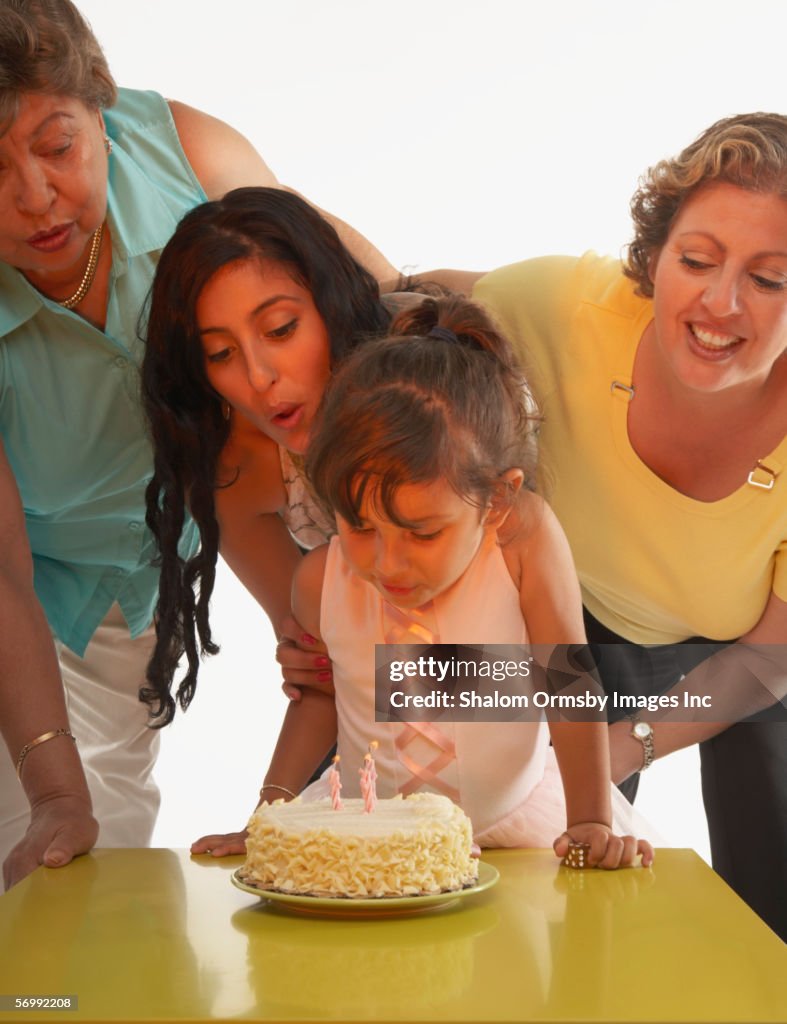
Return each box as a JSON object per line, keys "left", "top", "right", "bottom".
{"left": 0, "top": 0, "right": 116, "bottom": 130}
{"left": 625, "top": 113, "right": 787, "bottom": 297}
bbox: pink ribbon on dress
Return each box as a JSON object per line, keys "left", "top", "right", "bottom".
{"left": 384, "top": 601, "right": 460, "bottom": 803}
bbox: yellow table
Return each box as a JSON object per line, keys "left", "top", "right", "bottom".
{"left": 0, "top": 848, "right": 784, "bottom": 1023}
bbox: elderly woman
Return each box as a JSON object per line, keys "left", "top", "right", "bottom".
{"left": 0, "top": 0, "right": 394, "bottom": 887}
{"left": 469, "top": 113, "right": 787, "bottom": 939}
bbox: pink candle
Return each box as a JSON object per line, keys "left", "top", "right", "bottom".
{"left": 329, "top": 754, "right": 343, "bottom": 811}
{"left": 359, "top": 742, "right": 379, "bottom": 814}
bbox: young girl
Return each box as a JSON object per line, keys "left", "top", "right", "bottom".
{"left": 197, "top": 296, "right": 653, "bottom": 868}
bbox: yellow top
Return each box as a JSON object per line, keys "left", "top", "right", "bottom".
{"left": 0, "top": 848, "right": 785, "bottom": 1022}
{"left": 474, "top": 253, "right": 787, "bottom": 644}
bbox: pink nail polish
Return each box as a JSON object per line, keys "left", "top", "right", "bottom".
{"left": 301, "top": 633, "right": 316, "bottom": 645}
{"left": 317, "top": 670, "right": 332, "bottom": 682}
{"left": 314, "top": 655, "right": 329, "bottom": 667}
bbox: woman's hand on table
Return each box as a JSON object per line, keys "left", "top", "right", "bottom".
{"left": 191, "top": 829, "right": 248, "bottom": 857}
{"left": 3, "top": 794, "right": 98, "bottom": 889}
{"left": 276, "top": 613, "right": 334, "bottom": 701}
{"left": 553, "top": 823, "right": 654, "bottom": 870}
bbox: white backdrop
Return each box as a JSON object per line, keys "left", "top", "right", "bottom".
{"left": 76, "top": 0, "right": 787, "bottom": 858}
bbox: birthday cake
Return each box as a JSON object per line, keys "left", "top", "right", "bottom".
{"left": 240, "top": 792, "right": 478, "bottom": 899}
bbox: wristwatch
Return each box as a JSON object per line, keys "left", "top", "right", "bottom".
{"left": 629, "top": 715, "right": 655, "bottom": 771}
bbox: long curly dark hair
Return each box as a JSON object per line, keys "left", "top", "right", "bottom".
{"left": 141, "top": 187, "right": 389, "bottom": 725}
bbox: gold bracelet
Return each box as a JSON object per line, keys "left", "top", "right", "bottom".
{"left": 260, "top": 783, "right": 297, "bottom": 800}
{"left": 15, "top": 729, "right": 77, "bottom": 780}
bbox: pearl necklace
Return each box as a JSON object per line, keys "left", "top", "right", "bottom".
{"left": 58, "top": 223, "right": 104, "bottom": 309}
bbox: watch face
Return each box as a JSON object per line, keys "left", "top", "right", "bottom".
{"left": 633, "top": 721, "right": 652, "bottom": 740}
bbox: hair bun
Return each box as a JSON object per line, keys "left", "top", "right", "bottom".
{"left": 427, "top": 325, "right": 460, "bottom": 344}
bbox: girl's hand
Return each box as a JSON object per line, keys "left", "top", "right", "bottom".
{"left": 190, "top": 829, "right": 248, "bottom": 858}
{"left": 276, "top": 613, "right": 334, "bottom": 701}
{"left": 553, "top": 824, "right": 654, "bottom": 869}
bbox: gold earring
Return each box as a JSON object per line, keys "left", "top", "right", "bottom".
{"left": 104, "top": 135, "right": 113, "bottom": 156}
{"left": 221, "top": 400, "right": 231, "bottom": 421}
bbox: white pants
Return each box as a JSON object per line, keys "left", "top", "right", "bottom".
{"left": 0, "top": 604, "right": 161, "bottom": 864}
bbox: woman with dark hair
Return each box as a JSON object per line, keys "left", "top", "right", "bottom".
{"left": 142, "top": 187, "right": 391, "bottom": 727}
{"left": 0, "top": 0, "right": 395, "bottom": 887}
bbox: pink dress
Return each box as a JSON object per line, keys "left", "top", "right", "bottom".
{"left": 316, "top": 530, "right": 569, "bottom": 847}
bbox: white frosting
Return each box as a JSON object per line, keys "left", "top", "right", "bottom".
{"left": 241, "top": 792, "right": 478, "bottom": 898}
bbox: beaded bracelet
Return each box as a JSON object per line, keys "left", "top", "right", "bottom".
{"left": 15, "top": 729, "right": 76, "bottom": 780}
{"left": 260, "top": 783, "right": 297, "bottom": 800}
